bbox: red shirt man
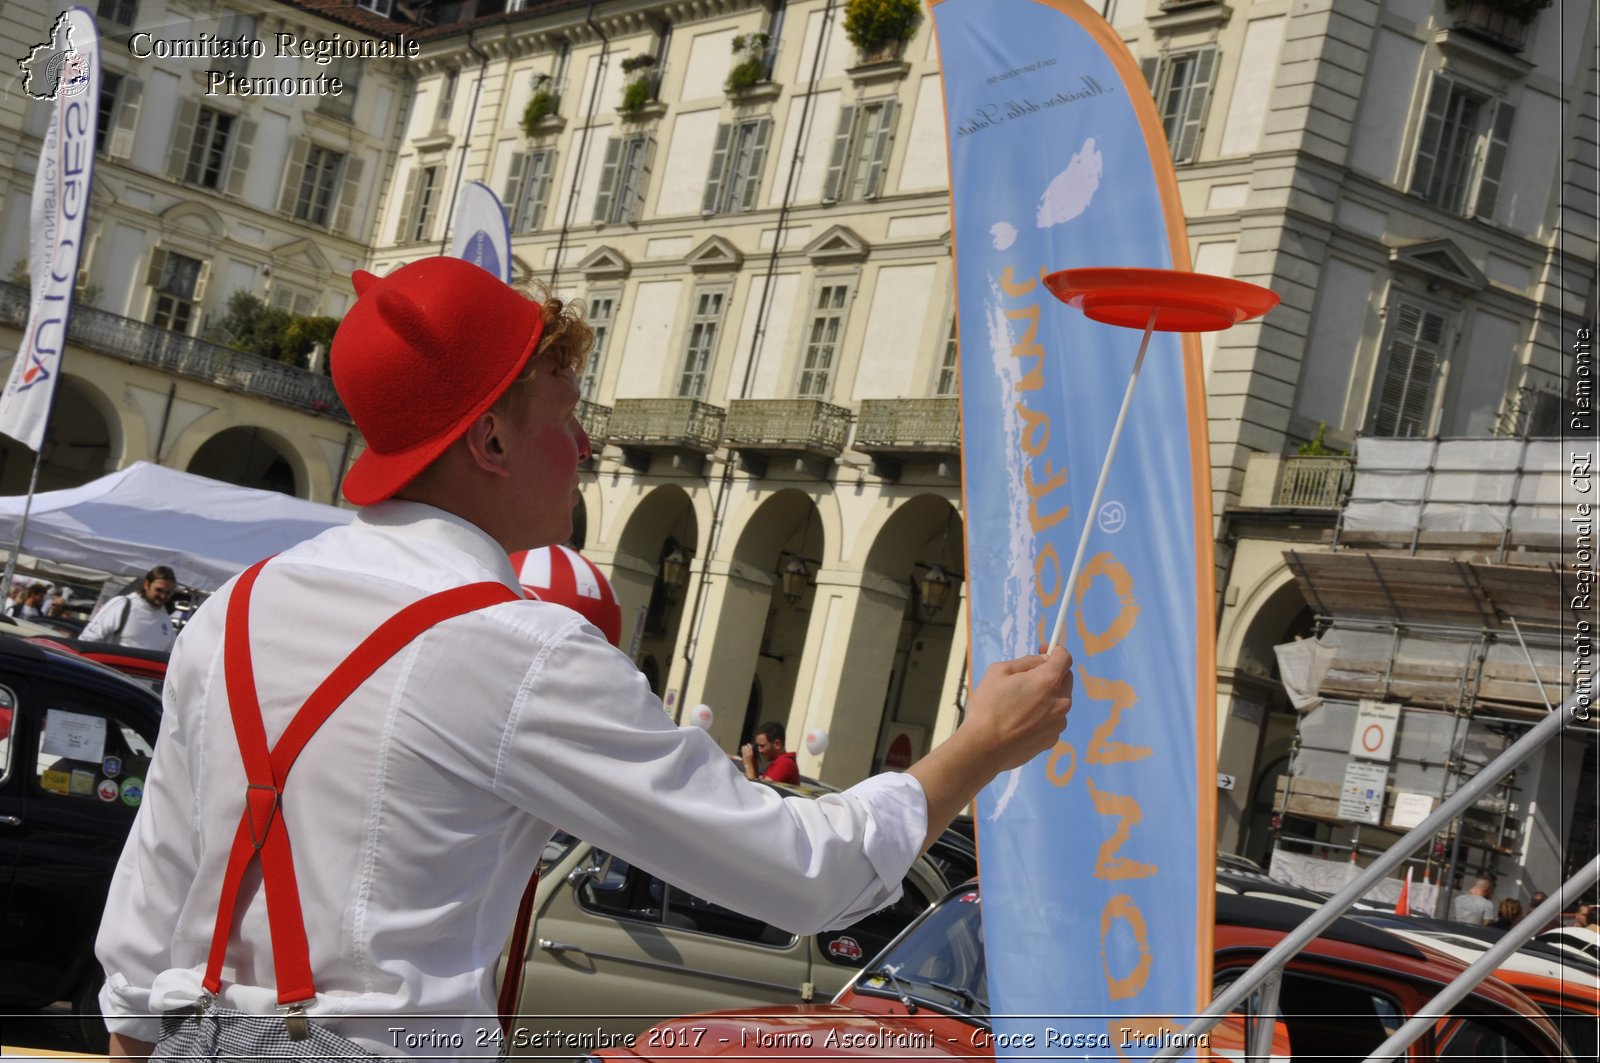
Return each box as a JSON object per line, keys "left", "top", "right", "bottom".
{"left": 742, "top": 721, "right": 800, "bottom": 785}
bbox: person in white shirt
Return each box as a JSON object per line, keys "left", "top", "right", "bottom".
{"left": 97, "top": 257, "right": 1075, "bottom": 1062}
{"left": 80, "top": 566, "right": 178, "bottom": 650}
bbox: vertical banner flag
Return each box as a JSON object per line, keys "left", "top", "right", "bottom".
{"left": 933, "top": 0, "right": 1217, "bottom": 1055}
{"left": 449, "top": 181, "right": 512, "bottom": 283}
{"left": 1, "top": 7, "right": 99, "bottom": 452}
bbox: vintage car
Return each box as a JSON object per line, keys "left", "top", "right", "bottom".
{"left": 0, "top": 634, "right": 164, "bottom": 1051}
{"left": 503, "top": 782, "right": 959, "bottom": 1055}
{"left": 595, "top": 879, "right": 1575, "bottom": 1063}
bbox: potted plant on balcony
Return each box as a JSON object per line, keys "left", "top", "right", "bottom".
{"left": 618, "top": 54, "right": 657, "bottom": 120}
{"left": 724, "top": 32, "right": 770, "bottom": 95}
{"left": 843, "top": 0, "right": 922, "bottom": 62}
{"left": 520, "top": 73, "right": 560, "bottom": 137}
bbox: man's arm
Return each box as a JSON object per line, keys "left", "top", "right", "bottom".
{"left": 739, "top": 743, "right": 759, "bottom": 780}
{"left": 906, "top": 645, "right": 1074, "bottom": 853}
{"left": 109, "top": 1033, "right": 155, "bottom": 1062}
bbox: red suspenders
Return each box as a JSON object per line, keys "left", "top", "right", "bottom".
{"left": 202, "top": 558, "right": 520, "bottom": 1026}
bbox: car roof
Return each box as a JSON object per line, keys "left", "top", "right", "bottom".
{"left": 0, "top": 631, "right": 164, "bottom": 710}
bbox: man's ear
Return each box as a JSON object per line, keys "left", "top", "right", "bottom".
{"left": 461, "top": 410, "right": 514, "bottom": 477}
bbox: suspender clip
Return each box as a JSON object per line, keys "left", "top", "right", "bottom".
{"left": 245, "top": 783, "right": 281, "bottom": 850}
{"left": 281, "top": 1002, "right": 311, "bottom": 1041}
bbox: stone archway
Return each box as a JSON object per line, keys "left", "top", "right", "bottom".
{"left": 0, "top": 376, "right": 117, "bottom": 494}
{"left": 186, "top": 426, "right": 302, "bottom": 496}
{"left": 612, "top": 485, "right": 699, "bottom": 704}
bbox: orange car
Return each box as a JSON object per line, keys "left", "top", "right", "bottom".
{"left": 595, "top": 882, "right": 1573, "bottom": 1062}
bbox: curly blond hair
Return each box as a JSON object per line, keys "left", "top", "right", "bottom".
{"left": 489, "top": 283, "right": 595, "bottom": 420}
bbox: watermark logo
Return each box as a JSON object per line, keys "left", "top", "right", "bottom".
{"left": 20, "top": 13, "right": 90, "bottom": 101}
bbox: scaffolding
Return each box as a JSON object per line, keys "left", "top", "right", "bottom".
{"left": 1268, "top": 437, "right": 1592, "bottom": 912}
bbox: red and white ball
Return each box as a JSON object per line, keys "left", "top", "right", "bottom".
{"left": 509, "top": 545, "right": 622, "bottom": 647}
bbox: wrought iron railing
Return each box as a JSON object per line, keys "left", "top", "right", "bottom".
{"left": 0, "top": 281, "right": 349, "bottom": 420}
{"left": 1450, "top": 0, "right": 1530, "bottom": 51}
{"left": 854, "top": 398, "right": 961, "bottom": 451}
{"left": 577, "top": 399, "right": 611, "bottom": 444}
{"left": 725, "top": 399, "right": 852, "bottom": 455}
{"left": 1275, "top": 455, "right": 1353, "bottom": 507}
{"left": 607, "top": 398, "right": 724, "bottom": 451}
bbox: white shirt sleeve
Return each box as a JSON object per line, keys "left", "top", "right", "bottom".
{"left": 80, "top": 595, "right": 128, "bottom": 643}
{"left": 491, "top": 616, "right": 929, "bottom": 935}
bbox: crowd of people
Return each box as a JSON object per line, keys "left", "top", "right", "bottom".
{"left": 1449, "top": 873, "right": 1600, "bottom": 935}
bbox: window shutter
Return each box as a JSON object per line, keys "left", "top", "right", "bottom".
{"left": 144, "top": 249, "right": 168, "bottom": 289}
{"left": 1374, "top": 303, "right": 1445, "bottom": 438}
{"left": 1409, "top": 75, "right": 1451, "bottom": 198}
{"left": 192, "top": 258, "right": 211, "bottom": 301}
{"left": 702, "top": 122, "right": 733, "bottom": 215}
{"left": 505, "top": 151, "right": 529, "bottom": 230}
{"left": 333, "top": 156, "right": 365, "bottom": 235}
{"left": 1174, "top": 48, "right": 1215, "bottom": 164}
{"left": 527, "top": 149, "right": 555, "bottom": 231}
{"left": 863, "top": 100, "right": 897, "bottom": 198}
{"left": 166, "top": 98, "right": 200, "bottom": 180}
{"left": 1472, "top": 99, "right": 1514, "bottom": 222}
{"left": 225, "top": 119, "right": 256, "bottom": 198}
{"left": 631, "top": 135, "right": 656, "bottom": 224}
{"left": 1140, "top": 56, "right": 1160, "bottom": 92}
{"left": 738, "top": 118, "right": 772, "bottom": 212}
{"left": 593, "top": 136, "right": 623, "bottom": 223}
{"left": 823, "top": 104, "right": 857, "bottom": 202}
{"left": 393, "top": 166, "right": 420, "bottom": 241}
{"left": 108, "top": 78, "right": 142, "bottom": 159}
{"left": 277, "top": 139, "right": 310, "bottom": 216}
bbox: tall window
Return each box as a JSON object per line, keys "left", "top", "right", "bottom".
{"left": 594, "top": 135, "right": 654, "bottom": 225}
{"left": 295, "top": 147, "right": 346, "bottom": 227}
{"left": 96, "top": 0, "right": 137, "bottom": 26}
{"left": 936, "top": 318, "right": 959, "bottom": 396}
{"left": 825, "top": 100, "right": 897, "bottom": 202}
{"left": 1370, "top": 300, "right": 1450, "bottom": 438}
{"left": 677, "top": 290, "right": 726, "bottom": 398}
{"left": 183, "top": 107, "right": 235, "bottom": 188}
{"left": 397, "top": 164, "right": 442, "bottom": 243}
{"left": 580, "top": 293, "right": 616, "bottom": 400}
{"left": 1410, "top": 75, "right": 1514, "bottom": 220}
{"left": 1139, "top": 48, "right": 1217, "bottom": 164}
{"left": 434, "top": 69, "right": 459, "bottom": 131}
{"left": 702, "top": 118, "right": 772, "bottom": 215}
{"left": 147, "top": 251, "right": 205, "bottom": 334}
{"left": 507, "top": 149, "right": 557, "bottom": 233}
{"left": 216, "top": 12, "right": 256, "bottom": 74}
{"left": 799, "top": 283, "right": 850, "bottom": 398}
{"left": 96, "top": 72, "right": 123, "bottom": 154}
{"left": 356, "top": 0, "right": 393, "bottom": 14}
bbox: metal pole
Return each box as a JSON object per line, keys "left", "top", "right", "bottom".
{"left": 1153, "top": 699, "right": 1578, "bottom": 1060}
{"left": 1046, "top": 309, "right": 1158, "bottom": 650}
{"left": 0, "top": 445, "right": 45, "bottom": 599}
{"left": 1362, "top": 856, "right": 1600, "bottom": 1062}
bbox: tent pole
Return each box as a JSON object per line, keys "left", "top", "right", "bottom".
{"left": 1, "top": 445, "right": 46, "bottom": 598}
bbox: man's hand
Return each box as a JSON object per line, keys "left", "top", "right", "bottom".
{"left": 907, "top": 645, "right": 1074, "bottom": 850}
{"left": 739, "top": 743, "right": 759, "bottom": 780}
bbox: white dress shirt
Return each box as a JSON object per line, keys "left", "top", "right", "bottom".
{"left": 81, "top": 592, "right": 176, "bottom": 650}
{"left": 96, "top": 501, "right": 927, "bottom": 1055}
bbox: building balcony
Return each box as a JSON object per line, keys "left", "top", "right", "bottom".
{"left": 1275, "top": 456, "right": 1353, "bottom": 508}
{"left": 1450, "top": 0, "right": 1531, "bottom": 52}
{"left": 576, "top": 399, "right": 611, "bottom": 467}
{"left": 725, "top": 398, "right": 851, "bottom": 477}
{"left": 853, "top": 398, "right": 961, "bottom": 480}
{"left": 0, "top": 281, "right": 349, "bottom": 421}
{"left": 605, "top": 397, "right": 724, "bottom": 472}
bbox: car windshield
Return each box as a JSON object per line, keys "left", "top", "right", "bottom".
{"left": 852, "top": 886, "right": 988, "bottom": 1021}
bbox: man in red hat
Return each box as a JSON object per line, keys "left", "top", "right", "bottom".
{"left": 97, "top": 257, "right": 1073, "bottom": 1061}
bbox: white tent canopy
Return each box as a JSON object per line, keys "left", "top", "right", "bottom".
{"left": 0, "top": 462, "right": 356, "bottom": 591}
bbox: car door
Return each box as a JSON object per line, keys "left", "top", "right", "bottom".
{"left": 0, "top": 675, "right": 30, "bottom": 1004}
{"left": 2, "top": 676, "right": 155, "bottom": 1008}
{"left": 518, "top": 844, "right": 815, "bottom": 1049}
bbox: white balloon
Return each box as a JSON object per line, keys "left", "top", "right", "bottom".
{"left": 686, "top": 704, "right": 714, "bottom": 730}
{"left": 804, "top": 728, "right": 829, "bottom": 755}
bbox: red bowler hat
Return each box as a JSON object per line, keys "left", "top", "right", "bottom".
{"left": 332, "top": 257, "right": 546, "bottom": 506}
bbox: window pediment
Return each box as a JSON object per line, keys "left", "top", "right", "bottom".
{"left": 685, "top": 236, "right": 742, "bottom": 273}
{"left": 1389, "top": 239, "right": 1486, "bottom": 293}
{"left": 804, "top": 225, "right": 869, "bottom": 264}
{"left": 578, "top": 245, "right": 632, "bottom": 280}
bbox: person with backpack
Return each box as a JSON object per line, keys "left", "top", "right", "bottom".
{"left": 81, "top": 566, "right": 178, "bottom": 650}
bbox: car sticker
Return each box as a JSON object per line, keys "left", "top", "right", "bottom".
{"left": 827, "top": 936, "right": 864, "bottom": 961}
{"left": 97, "top": 778, "right": 120, "bottom": 802}
{"left": 40, "top": 768, "right": 71, "bottom": 795}
{"left": 103, "top": 755, "right": 122, "bottom": 778}
{"left": 71, "top": 768, "right": 96, "bottom": 796}
{"left": 120, "top": 776, "right": 144, "bottom": 807}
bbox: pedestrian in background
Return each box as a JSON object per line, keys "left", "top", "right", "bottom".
{"left": 81, "top": 566, "right": 178, "bottom": 650}
{"left": 7, "top": 582, "right": 47, "bottom": 619}
{"left": 1490, "top": 897, "right": 1522, "bottom": 930}
{"left": 741, "top": 721, "right": 800, "bottom": 784}
{"left": 1450, "top": 873, "right": 1497, "bottom": 925}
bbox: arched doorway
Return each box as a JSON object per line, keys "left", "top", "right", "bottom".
{"left": 0, "top": 377, "right": 115, "bottom": 494}
{"left": 614, "top": 485, "right": 699, "bottom": 702}
{"left": 187, "top": 426, "right": 300, "bottom": 496}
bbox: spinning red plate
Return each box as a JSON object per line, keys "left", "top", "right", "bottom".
{"left": 1043, "top": 267, "right": 1279, "bottom": 333}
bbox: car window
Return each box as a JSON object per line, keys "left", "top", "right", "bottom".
{"left": 1538, "top": 1005, "right": 1597, "bottom": 1060}
{"left": 817, "top": 878, "right": 932, "bottom": 969}
{"left": 32, "top": 696, "right": 153, "bottom": 806}
{"left": 1438, "top": 1016, "right": 1548, "bottom": 1061}
{"left": 574, "top": 848, "right": 797, "bottom": 947}
{"left": 539, "top": 830, "right": 580, "bottom": 876}
{"left": 662, "top": 887, "right": 794, "bottom": 947}
{"left": 854, "top": 887, "right": 988, "bottom": 1016}
{"left": 0, "top": 683, "right": 15, "bottom": 787}
{"left": 1215, "top": 969, "right": 1404, "bottom": 1062}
